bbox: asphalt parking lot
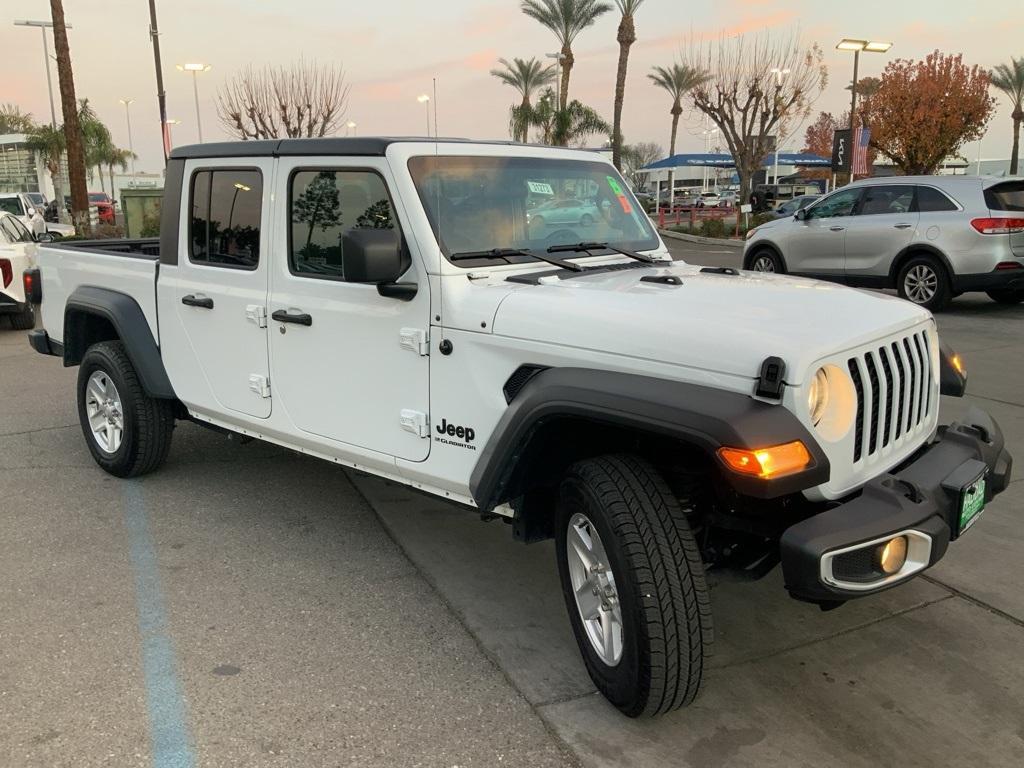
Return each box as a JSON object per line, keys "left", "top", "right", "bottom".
{"left": 2, "top": 238, "right": 1022, "bottom": 767}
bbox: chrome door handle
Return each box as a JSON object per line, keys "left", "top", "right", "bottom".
{"left": 829, "top": 226, "right": 845, "bottom": 232}
{"left": 894, "top": 223, "right": 913, "bottom": 229}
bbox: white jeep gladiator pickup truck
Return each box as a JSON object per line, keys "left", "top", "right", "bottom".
{"left": 24, "top": 138, "right": 1013, "bottom": 717}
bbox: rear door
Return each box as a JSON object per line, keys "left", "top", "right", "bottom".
{"left": 157, "top": 160, "right": 274, "bottom": 419}
{"left": 785, "top": 186, "right": 862, "bottom": 275}
{"left": 267, "top": 158, "right": 431, "bottom": 462}
{"left": 843, "top": 184, "right": 918, "bottom": 278}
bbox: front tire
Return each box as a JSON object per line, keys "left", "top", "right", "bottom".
{"left": 986, "top": 288, "right": 1024, "bottom": 305}
{"left": 77, "top": 340, "right": 175, "bottom": 478}
{"left": 555, "top": 454, "right": 713, "bottom": 717}
{"left": 748, "top": 248, "right": 784, "bottom": 273}
{"left": 9, "top": 306, "right": 35, "bottom": 330}
{"left": 897, "top": 255, "right": 951, "bottom": 311}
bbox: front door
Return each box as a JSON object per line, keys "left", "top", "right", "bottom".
{"left": 267, "top": 160, "right": 431, "bottom": 462}
{"left": 786, "top": 187, "right": 863, "bottom": 276}
{"left": 158, "top": 160, "right": 273, "bottom": 419}
{"left": 843, "top": 184, "right": 919, "bottom": 278}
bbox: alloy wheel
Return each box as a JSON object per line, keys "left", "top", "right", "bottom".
{"left": 85, "top": 370, "right": 124, "bottom": 454}
{"left": 752, "top": 255, "right": 776, "bottom": 272}
{"left": 904, "top": 264, "right": 938, "bottom": 304}
{"left": 566, "top": 512, "right": 623, "bottom": 666}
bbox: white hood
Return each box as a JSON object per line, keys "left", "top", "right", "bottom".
{"left": 490, "top": 263, "right": 931, "bottom": 382}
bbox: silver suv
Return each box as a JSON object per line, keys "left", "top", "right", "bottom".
{"left": 742, "top": 176, "right": 1024, "bottom": 310}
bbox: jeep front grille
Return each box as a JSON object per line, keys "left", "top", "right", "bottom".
{"left": 848, "top": 330, "right": 933, "bottom": 464}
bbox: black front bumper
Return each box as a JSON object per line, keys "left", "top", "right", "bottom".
{"left": 781, "top": 407, "right": 1012, "bottom": 603}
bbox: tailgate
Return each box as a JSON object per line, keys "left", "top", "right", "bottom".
{"left": 984, "top": 180, "right": 1024, "bottom": 257}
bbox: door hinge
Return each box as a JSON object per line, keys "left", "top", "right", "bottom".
{"left": 400, "top": 409, "right": 429, "bottom": 438}
{"left": 399, "top": 327, "right": 430, "bottom": 356}
{"left": 246, "top": 305, "right": 268, "bottom": 328}
{"left": 249, "top": 374, "right": 271, "bottom": 398}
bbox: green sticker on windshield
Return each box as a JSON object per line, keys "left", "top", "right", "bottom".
{"left": 606, "top": 176, "right": 623, "bottom": 195}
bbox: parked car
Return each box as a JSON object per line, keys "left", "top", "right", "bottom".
{"left": 26, "top": 138, "right": 1011, "bottom": 718}
{"left": 0, "top": 192, "right": 75, "bottom": 238}
{"left": 773, "top": 194, "right": 821, "bottom": 218}
{"left": 89, "top": 192, "right": 115, "bottom": 224}
{"left": 527, "top": 197, "right": 601, "bottom": 227}
{"left": 743, "top": 176, "right": 1024, "bottom": 310}
{"left": 718, "top": 190, "right": 739, "bottom": 207}
{"left": 695, "top": 191, "right": 722, "bottom": 207}
{"left": 0, "top": 211, "right": 42, "bottom": 329}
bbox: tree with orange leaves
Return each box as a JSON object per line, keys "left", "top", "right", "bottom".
{"left": 861, "top": 51, "right": 994, "bottom": 175}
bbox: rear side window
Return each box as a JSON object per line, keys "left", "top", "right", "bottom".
{"left": 916, "top": 186, "right": 958, "bottom": 212}
{"left": 288, "top": 169, "right": 397, "bottom": 279}
{"left": 189, "top": 169, "right": 262, "bottom": 269}
{"left": 985, "top": 181, "right": 1024, "bottom": 212}
{"left": 858, "top": 185, "right": 914, "bottom": 215}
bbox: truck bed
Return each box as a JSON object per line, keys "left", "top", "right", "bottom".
{"left": 37, "top": 238, "right": 161, "bottom": 345}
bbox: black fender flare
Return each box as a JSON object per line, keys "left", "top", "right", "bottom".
{"left": 64, "top": 286, "right": 176, "bottom": 399}
{"left": 469, "top": 367, "right": 830, "bottom": 510}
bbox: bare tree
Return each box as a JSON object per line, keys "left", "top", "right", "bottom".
{"left": 621, "top": 141, "right": 662, "bottom": 191}
{"left": 217, "top": 60, "right": 350, "bottom": 140}
{"left": 680, "top": 30, "right": 827, "bottom": 202}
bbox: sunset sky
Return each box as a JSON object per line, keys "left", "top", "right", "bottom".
{"left": 3, "top": 0, "right": 1021, "bottom": 173}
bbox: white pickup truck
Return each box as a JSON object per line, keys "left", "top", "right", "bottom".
{"left": 25, "top": 138, "right": 1012, "bottom": 717}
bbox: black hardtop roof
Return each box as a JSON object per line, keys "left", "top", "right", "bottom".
{"left": 169, "top": 136, "right": 546, "bottom": 160}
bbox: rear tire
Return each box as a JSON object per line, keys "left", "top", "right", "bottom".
{"left": 897, "top": 255, "right": 951, "bottom": 311}
{"left": 9, "top": 307, "right": 35, "bottom": 330}
{"left": 986, "top": 288, "right": 1024, "bottom": 305}
{"left": 77, "top": 340, "right": 175, "bottom": 478}
{"left": 555, "top": 454, "right": 713, "bottom": 717}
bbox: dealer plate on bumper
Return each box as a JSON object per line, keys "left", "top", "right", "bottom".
{"left": 958, "top": 475, "right": 986, "bottom": 535}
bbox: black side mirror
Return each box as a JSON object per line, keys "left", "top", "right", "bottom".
{"left": 341, "top": 228, "right": 416, "bottom": 300}
{"left": 35, "top": 231, "right": 55, "bottom": 243}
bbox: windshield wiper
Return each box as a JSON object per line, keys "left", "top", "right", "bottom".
{"left": 547, "top": 241, "right": 658, "bottom": 264}
{"left": 450, "top": 247, "right": 584, "bottom": 272}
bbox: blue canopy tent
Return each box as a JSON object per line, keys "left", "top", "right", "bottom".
{"left": 640, "top": 152, "right": 830, "bottom": 204}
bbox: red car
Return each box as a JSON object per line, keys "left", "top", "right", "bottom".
{"left": 88, "top": 192, "right": 115, "bottom": 224}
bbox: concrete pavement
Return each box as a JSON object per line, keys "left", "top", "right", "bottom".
{"left": 1, "top": 239, "right": 1022, "bottom": 767}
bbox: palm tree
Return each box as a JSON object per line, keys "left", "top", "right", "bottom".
{"left": 648, "top": 63, "right": 709, "bottom": 204}
{"left": 527, "top": 88, "right": 611, "bottom": 147}
{"left": 0, "top": 104, "right": 35, "bottom": 134}
{"left": 78, "top": 99, "right": 113, "bottom": 193}
{"left": 49, "top": 0, "right": 89, "bottom": 234}
{"left": 991, "top": 57, "right": 1024, "bottom": 175}
{"left": 106, "top": 147, "right": 136, "bottom": 199}
{"left": 490, "top": 57, "right": 557, "bottom": 142}
{"left": 610, "top": 0, "right": 644, "bottom": 170}
{"left": 521, "top": 0, "right": 612, "bottom": 111}
{"left": 25, "top": 124, "right": 67, "bottom": 223}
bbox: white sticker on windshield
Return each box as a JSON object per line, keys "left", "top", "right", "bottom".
{"left": 527, "top": 181, "right": 554, "bottom": 195}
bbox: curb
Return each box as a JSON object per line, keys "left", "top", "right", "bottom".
{"left": 658, "top": 228, "right": 745, "bottom": 249}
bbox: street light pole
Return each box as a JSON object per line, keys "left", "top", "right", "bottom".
{"left": 837, "top": 39, "right": 893, "bottom": 182}
{"left": 545, "top": 52, "right": 565, "bottom": 109}
{"left": 346, "top": 121, "right": 357, "bottom": 137}
{"left": 417, "top": 95, "right": 430, "bottom": 137}
{"left": 770, "top": 67, "right": 791, "bottom": 187}
{"left": 119, "top": 99, "right": 136, "bottom": 180}
{"left": 177, "top": 63, "right": 211, "bottom": 143}
{"left": 13, "top": 20, "right": 71, "bottom": 127}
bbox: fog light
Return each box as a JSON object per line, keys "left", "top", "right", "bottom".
{"left": 875, "top": 536, "right": 908, "bottom": 575}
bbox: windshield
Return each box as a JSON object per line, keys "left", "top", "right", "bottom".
{"left": 0, "top": 197, "right": 25, "bottom": 216}
{"left": 89, "top": 193, "right": 109, "bottom": 203}
{"left": 25, "top": 193, "right": 46, "bottom": 207}
{"left": 408, "top": 155, "right": 658, "bottom": 265}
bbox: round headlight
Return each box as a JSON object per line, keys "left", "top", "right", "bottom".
{"left": 807, "top": 367, "right": 829, "bottom": 426}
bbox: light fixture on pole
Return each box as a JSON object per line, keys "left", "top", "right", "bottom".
{"left": 119, "top": 98, "right": 136, "bottom": 180}
{"left": 346, "top": 121, "right": 357, "bottom": 137}
{"left": 164, "top": 119, "right": 181, "bottom": 149}
{"left": 176, "top": 63, "right": 211, "bottom": 143}
{"left": 836, "top": 39, "right": 892, "bottom": 179}
{"left": 13, "top": 20, "right": 71, "bottom": 127}
{"left": 769, "top": 67, "right": 791, "bottom": 186}
{"left": 417, "top": 95, "right": 431, "bottom": 137}
{"left": 702, "top": 120, "right": 719, "bottom": 192}
{"left": 545, "top": 52, "right": 566, "bottom": 107}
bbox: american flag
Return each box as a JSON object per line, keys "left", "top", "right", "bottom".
{"left": 852, "top": 126, "right": 871, "bottom": 176}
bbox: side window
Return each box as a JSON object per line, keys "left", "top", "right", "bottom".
{"left": 806, "top": 188, "right": 861, "bottom": 219}
{"left": 859, "top": 185, "right": 915, "bottom": 216}
{"left": 288, "top": 169, "right": 397, "bottom": 278}
{"left": 916, "top": 186, "right": 958, "bottom": 213}
{"left": 189, "top": 169, "right": 262, "bottom": 269}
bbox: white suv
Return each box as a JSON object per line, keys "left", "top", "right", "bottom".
{"left": 743, "top": 176, "right": 1024, "bottom": 310}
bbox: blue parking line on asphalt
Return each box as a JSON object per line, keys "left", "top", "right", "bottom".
{"left": 124, "top": 482, "right": 196, "bottom": 768}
